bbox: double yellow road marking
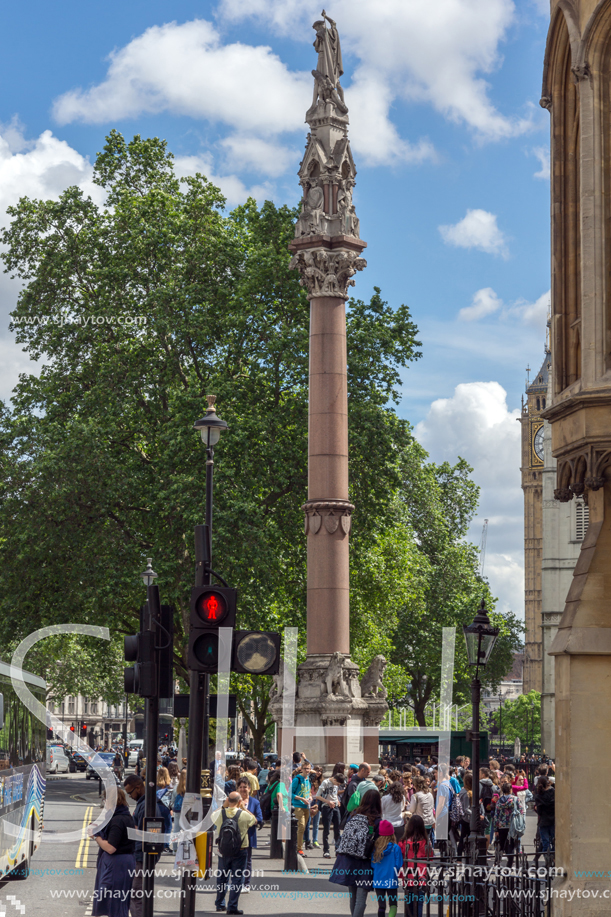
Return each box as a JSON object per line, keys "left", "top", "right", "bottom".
{"left": 75, "top": 806, "right": 94, "bottom": 868}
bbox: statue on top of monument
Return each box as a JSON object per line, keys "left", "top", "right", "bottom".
{"left": 308, "top": 11, "right": 348, "bottom": 119}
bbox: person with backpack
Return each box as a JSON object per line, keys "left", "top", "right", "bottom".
{"left": 478, "top": 767, "right": 496, "bottom": 846}
{"left": 211, "top": 791, "right": 257, "bottom": 915}
{"left": 155, "top": 768, "right": 173, "bottom": 854}
{"left": 236, "top": 777, "right": 263, "bottom": 893}
{"left": 492, "top": 781, "right": 518, "bottom": 866}
{"left": 400, "top": 815, "right": 433, "bottom": 917}
{"left": 457, "top": 772, "right": 473, "bottom": 856}
{"left": 329, "top": 790, "right": 382, "bottom": 917}
{"left": 341, "top": 763, "right": 373, "bottom": 820}
{"left": 316, "top": 772, "right": 345, "bottom": 857}
{"left": 533, "top": 776, "right": 555, "bottom": 859}
{"left": 291, "top": 760, "right": 312, "bottom": 856}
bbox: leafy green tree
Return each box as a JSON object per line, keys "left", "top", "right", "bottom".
{"left": 491, "top": 690, "right": 541, "bottom": 747}
{"left": 0, "top": 131, "right": 422, "bottom": 699}
{"left": 391, "top": 446, "right": 524, "bottom": 725}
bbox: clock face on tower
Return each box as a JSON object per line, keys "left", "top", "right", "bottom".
{"left": 533, "top": 424, "right": 544, "bottom": 462}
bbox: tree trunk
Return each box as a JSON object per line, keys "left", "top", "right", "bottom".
{"left": 413, "top": 699, "right": 427, "bottom": 727}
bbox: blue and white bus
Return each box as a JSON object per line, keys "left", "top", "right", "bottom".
{"left": 0, "top": 660, "right": 46, "bottom": 879}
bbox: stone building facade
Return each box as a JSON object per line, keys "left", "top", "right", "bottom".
{"left": 540, "top": 1, "right": 611, "bottom": 907}
{"left": 520, "top": 348, "right": 588, "bottom": 756}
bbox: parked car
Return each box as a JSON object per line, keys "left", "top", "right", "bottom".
{"left": 86, "top": 752, "right": 120, "bottom": 782}
{"left": 68, "top": 751, "right": 88, "bottom": 773}
{"left": 46, "top": 745, "right": 70, "bottom": 774}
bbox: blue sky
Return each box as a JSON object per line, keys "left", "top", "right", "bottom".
{"left": 0, "top": 0, "right": 552, "bottom": 617}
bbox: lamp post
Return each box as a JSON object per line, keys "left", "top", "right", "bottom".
{"left": 180, "top": 396, "right": 227, "bottom": 917}
{"left": 463, "top": 598, "right": 499, "bottom": 913}
{"left": 140, "top": 557, "right": 159, "bottom": 917}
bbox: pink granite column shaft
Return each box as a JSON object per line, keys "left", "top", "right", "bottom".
{"left": 306, "top": 294, "right": 350, "bottom": 656}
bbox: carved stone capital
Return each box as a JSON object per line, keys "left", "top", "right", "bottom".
{"left": 289, "top": 247, "right": 367, "bottom": 300}
{"left": 554, "top": 445, "right": 611, "bottom": 501}
{"left": 303, "top": 499, "right": 355, "bottom": 535}
{"left": 571, "top": 63, "right": 590, "bottom": 83}
{"left": 585, "top": 475, "right": 605, "bottom": 491}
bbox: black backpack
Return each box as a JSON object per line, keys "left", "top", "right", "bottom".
{"left": 260, "top": 781, "right": 280, "bottom": 821}
{"left": 480, "top": 782, "right": 494, "bottom": 814}
{"left": 217, "top": 810, "right": 243, "bottom": 858}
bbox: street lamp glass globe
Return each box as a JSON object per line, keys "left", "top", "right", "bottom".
{"left": 463, "top": 598, "right": 499, "bottom": 667}
{"left": 200, "top": 426, "right": 221, "bottom": 446}
{"left": 141, "top": 558, "right": 158, "bottom": 587}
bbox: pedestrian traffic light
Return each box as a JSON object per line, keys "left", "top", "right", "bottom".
{"left": 188, "top": 586, "right": 237, "bottom": 672}
{"left": 124, "top": 628, "right": 157, "bottom": 697}
{"left": 231, "top": 631, "right": 281, "bottom": 675}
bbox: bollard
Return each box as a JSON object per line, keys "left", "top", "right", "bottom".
{"left": 270, "top": 806, "right": 283, "bottom": 859}
{"left": 283, "top": 809, "right": 299, "bottom": 873}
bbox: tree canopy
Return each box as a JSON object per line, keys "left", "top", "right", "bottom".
{"left": 0, "top": 131, "right": 522, "bottom": 715}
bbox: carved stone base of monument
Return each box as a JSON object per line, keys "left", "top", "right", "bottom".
{"left": 270, "top": 653, "right": 388, "bottom": 768}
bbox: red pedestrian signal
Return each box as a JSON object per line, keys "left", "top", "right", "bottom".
{"left": 195, "top": 590, "right": 229, "bottom": 624}
{"left": 188, "top": 587, "right": 237, "bottom": 673}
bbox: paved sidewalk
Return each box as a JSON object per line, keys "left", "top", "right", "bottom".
{"left": 144, "top": 811, "right": 542, "bottom": 915}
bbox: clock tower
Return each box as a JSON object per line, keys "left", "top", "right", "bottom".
{"left": 520, "top": 348, "right": 550, "bottom": 694}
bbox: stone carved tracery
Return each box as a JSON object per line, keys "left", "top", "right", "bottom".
{"left": 553, "top": 445, "right": 611, "bottom": 501}
{"left": 290, "top": 249, "right": 366, "bottom": 300}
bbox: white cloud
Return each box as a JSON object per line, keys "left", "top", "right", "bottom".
{"left": 218, "top": 135, "right": 298, "bottom": 178}
{"left": 0, "top": 123, "right": 103, "bottom": 400}
{"left": 532, "top": 146, "right": 550, "bottom": 180}
{"left": 219, "top": 0, "right": 534, "bottom": 143}
{"left": 506, "top": 289, "right": 550, "bottom": 330}
{"left": 415, "top": 381, "right": 524, "bottom": 616}
{"left": 439, "top": 209, "right": 509, "bottom": 257}
{"left": 53, "top": 20, "right": 310, "bottom": 139}
{"left": 174, "top": 152, "right": 272, "bottom": 205}
{"left": 531, "top": 0, "right": 550, "bottom": 16}
{"left": 459, "top": 287, "right": 503, "bottom": 322}
{"left": 454, "top": 287, "right": 549, "bottom": 331}
{"left": 51, "top": 0, "right": 534, "bottom": 178}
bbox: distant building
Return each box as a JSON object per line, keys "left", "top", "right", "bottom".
{"left": 47, "top": 695, "right": 132, "bottom": 748}
{"left": 519, "top": 343, "right": 588, "bottom": 756}
{"left": 482, "top": 651, "right": 524, "bottom": 714}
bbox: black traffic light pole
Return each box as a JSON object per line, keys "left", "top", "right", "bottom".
{"left": 179, "top": 442, "right": 215, "bottom": 917}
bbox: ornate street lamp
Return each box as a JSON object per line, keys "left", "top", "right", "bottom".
{"left": 463, "top": 598, "right": 499, "bottom": 904}
{"left": 463, "top": 598, "right": 500, "bottom": 672}
{"left": 180, "top": 396, "right": 228, "bottom": 917}
{"left": 193, "top": 394, "right": 228, "bottom": 448}
{"left": 193, "top": 396, "right": 228, "bottom": 572}
{"left": 140, "top": 558, "right": 158, "bottom": 588}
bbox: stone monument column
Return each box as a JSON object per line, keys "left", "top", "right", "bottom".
{"left": 271, "top": 13, "right": 387, "bottom": 765}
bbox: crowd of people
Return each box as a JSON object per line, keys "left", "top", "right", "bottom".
{"left": 84, "top": 746, "right": 555, "bottom": 917}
